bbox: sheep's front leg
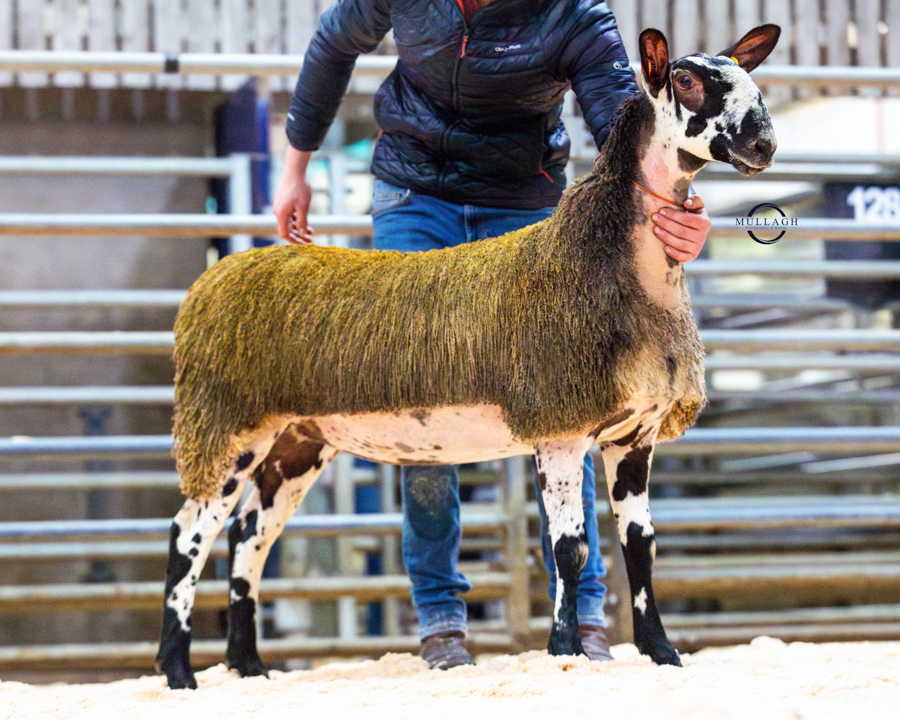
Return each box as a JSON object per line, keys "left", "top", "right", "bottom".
{"left": 226, "top": 429, "right": 338, "bottom": 677}
{"left": 600, "top": 425, "right": 680, "bottom": 666}
{"left": 536, "top": 440, "right": 590, "bottom": 657}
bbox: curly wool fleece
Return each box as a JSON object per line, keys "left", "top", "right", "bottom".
{"left": 173, "top": 94, "right": 705, "bottom": 499}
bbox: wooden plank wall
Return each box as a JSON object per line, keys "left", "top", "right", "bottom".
{"left": 0, "top": 0, "right": 897, "bottom": 91}
{"left": 608, "top": 0, "right": 897, "bottom": 73}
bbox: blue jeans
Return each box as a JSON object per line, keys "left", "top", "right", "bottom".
{"left": 372, "top": 179, "right": 607, "bottom": 638}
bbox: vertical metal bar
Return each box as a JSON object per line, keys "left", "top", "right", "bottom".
{"left": 0, "top": 0, "right": 11, "bottom": 86}
{"left": 334, "top": 453, "right": 357, "bottom": 639}
{"left": 81, "top": 407, "right": 114, "bottom": 583}
{"left": 228, "top": 153, "right": 253, "bottom": 254}
{"left": 503, "top": 456, "right": 530, "bottom": 652}
{"left": 378, "top": 463, "right": 401, "bottom": 636}
{"left": 888, "top": 2, "right": 900, "bottom": 97}
{"left": 327, "top": 151, "right": 349, "bottom": 249}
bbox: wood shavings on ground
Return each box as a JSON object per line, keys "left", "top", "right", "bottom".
{"left": 1, "top": 638, "right": 898, "bottom": 720}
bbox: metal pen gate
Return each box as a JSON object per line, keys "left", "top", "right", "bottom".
{"left": 1, "top": 28, "right": 900, "bottom": 674}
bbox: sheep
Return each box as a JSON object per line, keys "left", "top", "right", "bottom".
{"left": 156, "top": 25, "right": 780, "bottom": 689}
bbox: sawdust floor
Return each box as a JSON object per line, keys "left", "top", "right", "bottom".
{"left": 1, "top": 638, "right": 898, "bottom": 719}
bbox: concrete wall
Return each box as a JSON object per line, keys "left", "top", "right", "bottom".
{"left": 0, "top": 110, "right": 212, "bottom": 648}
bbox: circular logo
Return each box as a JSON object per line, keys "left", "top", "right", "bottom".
{"left": 747, "top": 202, "right": 787, "bottom": 244}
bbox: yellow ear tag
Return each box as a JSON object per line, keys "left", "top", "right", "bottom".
{"left": 730, "top": 56, "right": 739, "bottom": 65}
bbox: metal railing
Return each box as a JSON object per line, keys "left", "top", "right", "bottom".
{"left": 2, "top": 52, "right": 900, "bottom": 90}
{"left": 3, "top": 62, "right": 900, "bottom": 668}
{"left": 0, "top": 387, "right": 175, "bottom": 405}
{"left": 4, "top": 428, "right": 900, "bottom": 461}
{"left": 1, "top": 214, "right": 899, "bottom": 240}
{"left": 0, "top": 153, "right": 259, "bottom": 253}
{"left": 9, "top": 385, "right": 900, "bottom": 407}
{"left": 0, "top": 155, "right": 237, "bottom": 176}
{"left": 2, "top": 329, "right": 898, "bottom": 356}
{"left": 0, "top": 290, "right": 187, "bottom": 308}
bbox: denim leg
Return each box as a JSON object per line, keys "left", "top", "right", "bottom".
{"left": 535, "top": 453, "right": 608, "bottom": 627}
{"left": 401, "top": 465, "right": 472, "bottom": 639}
{"left": 465, "top": 204, "right": 554, "bottom": 242}
{"left": 372, "top": 180, "right": 467, "bottom": 251}
{"left": 372, "top": 184, "right": 566, "bottom": 637}
{"left": 373, "top": 184, "right": 472, "bottom": 638}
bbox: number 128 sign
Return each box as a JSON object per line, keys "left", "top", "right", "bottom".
{"left": 824, "top": 182, "right": 900, "bottom": 309}
{"left": 846, "top": 185, "right": 900, "bottom": 225}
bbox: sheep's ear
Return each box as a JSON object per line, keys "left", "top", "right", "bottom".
{"left": 639, "top": 28, "right": 669, "bottom": 98}
{"left": 718, "top": 24, "right": 781, "bottom": 72}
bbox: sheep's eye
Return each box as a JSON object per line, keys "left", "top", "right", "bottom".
{"left": 677, "top": 74, "right": 693, "bottom": 89}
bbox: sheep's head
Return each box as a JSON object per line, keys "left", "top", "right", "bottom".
{"left": 639, "top": 25, "right": 780, "bottom": 177}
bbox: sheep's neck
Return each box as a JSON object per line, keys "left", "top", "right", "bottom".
{"left": 631, "top": 134, "right": 702, "bottom": 308}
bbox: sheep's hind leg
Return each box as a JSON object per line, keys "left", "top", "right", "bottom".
{"left": 226, "top": 425, "right": 338, "bottom": 677}
{"left": 600, "top": 424, "right": 680, "bottom": 666}
{"left": 156, "top": 455, "right": 255, "bottom": 689}
{"left": 536, "top": 440, "right": 590, "bottom": 657}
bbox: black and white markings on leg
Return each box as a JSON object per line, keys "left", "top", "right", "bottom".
{"left": 620, "top": 521, "right": 679, "bottom": 666}
{"left": 157, "top": 490, "right": 244, "bottom": 689}
{"left": 165, "top": 496, "right": 241, "bottom": 632}
{"left": 536, "top": 439, "right": 592, "bottom": 658}
{"left": 602, "top": 435, "right": 657, "bottom": 547}
{"left": 600, "top": 426, "right": 680, "bottom": 667}
{"left": 226, "top": 431, "right": 338, "bottom": 677}
{"left": 226, "top": 507, "right": 266, "bottom": 678}
{"left": 157, "top": 431, "right": 285, "bottom": 689}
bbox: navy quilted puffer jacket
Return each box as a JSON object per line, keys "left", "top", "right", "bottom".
{"left": 287, "top": 0, "right": 639, "bottom": 209}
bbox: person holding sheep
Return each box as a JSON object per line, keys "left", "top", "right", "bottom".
{"left": 273, "top": 0, "right": 711, "bottom": 669}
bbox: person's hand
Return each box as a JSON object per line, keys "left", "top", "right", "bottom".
{"left": 273, "top": 147, "right": 315, "bottom": 245}
{"left": 650, "top": 194, "right": 711, "bottom": 262}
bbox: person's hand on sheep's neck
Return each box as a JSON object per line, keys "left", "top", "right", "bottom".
{"left": 650, "top": 192, "right": 711, "bottom": 264}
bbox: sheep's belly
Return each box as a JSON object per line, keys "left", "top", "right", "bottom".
{"left": 299, "top": 405, "right": 532, "bottom": 465}
{"left": 294, "top": 400, "right": 669, "bottom": 466}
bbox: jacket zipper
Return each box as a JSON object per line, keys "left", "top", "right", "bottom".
{"left": 443, "top": 0, "right": 470, "bottom": 194}
{"left": 451, "top": 0, "right": 469, "bottom": 110}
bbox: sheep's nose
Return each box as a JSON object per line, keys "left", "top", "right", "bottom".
{"left": 752, "top": 134, "right": 776, "bottom": 165}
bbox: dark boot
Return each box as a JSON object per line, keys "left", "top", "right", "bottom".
{"left": 420, "top": 631, "right": 475, "bottom": 669}
{"left": 578, "top": 625, "right": 613, "bottom": 662}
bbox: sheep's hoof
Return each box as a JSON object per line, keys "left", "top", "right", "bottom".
{"left": 547, "top": 623, "right": 586, "bottom": 658}
{"left": 227, "top": 651, "right": 268, "bottom": 678}
{"left": 158, "top": 659, "right": 198, "bottom": 690}
{"left": 638, "top": 639, "right": 681, "bottom": 667}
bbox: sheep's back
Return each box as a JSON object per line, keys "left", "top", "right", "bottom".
{"left": 172, "top": 240, "right": 522, "bottom": 496}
